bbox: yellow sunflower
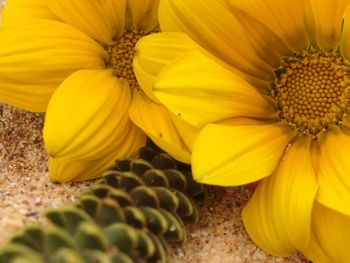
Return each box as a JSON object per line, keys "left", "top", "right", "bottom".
{"left": 134, "top": 0, "right": 350, "bottom": 261}
{"left": 0, "top": 0, "right": 191, "bottom": 182}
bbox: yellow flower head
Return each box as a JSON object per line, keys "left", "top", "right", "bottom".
{"left": 0, "top": 0, "right": 191, "bottom": 182}
{"left": 135, "top": 0, "right": 350, "bottom": 261}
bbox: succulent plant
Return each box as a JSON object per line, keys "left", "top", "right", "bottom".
{"left": 0, "top": 146, "right": 205, "bottom": 263}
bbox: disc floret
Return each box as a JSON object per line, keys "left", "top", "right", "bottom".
{"left": 107, "top": 30, "right": 147, "bottom": 90}
{"left": 273, "top": 49, "right": 350, "bottom": 136}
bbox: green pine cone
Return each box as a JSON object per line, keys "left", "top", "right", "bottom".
{"left": 0, "top": 146, "right": 206, "bottom": 263}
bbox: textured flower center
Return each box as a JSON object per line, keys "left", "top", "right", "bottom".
{"left": 273, "top": 50, "right": 350, "bottom": 135}
{"left": 107, "top": 30, "right": 147, "bottom": 89}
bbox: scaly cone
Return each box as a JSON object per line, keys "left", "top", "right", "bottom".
{"left": 0, "top": 146, "right": 206, "bottom": 263}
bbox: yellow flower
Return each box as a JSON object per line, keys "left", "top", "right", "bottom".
{"left": 135, "top": 0, "right": 350, "bottom": 261}
{"left": 0, "top": 0, "right": 191, "bottom": 182}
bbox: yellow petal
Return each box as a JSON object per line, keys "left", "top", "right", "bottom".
{"left": 309, "top": 0, "right": 349, "bottom": 51}
{"left": 154, "top": 51, "right": 277, "bottom": 128}
{"left": 49, "top": 156, "right": 111, "bottom": 182}
{"left": 304, "top": 0, "right": 317, "bottom": 47}
{"left": 49, "top": 123, "right": 145, "bottom": 182}
{"left": 43, "top": 69, "right": 136, "bottom": 161}
{"left": 134, "top": 32, "right": 202, "bottom": 102}
{"left": 303, "top": 203, "right": 350, "bottom": 263}
{"left": 169, "top": 112, "right": 200, "bottom": 152}
{"left": 242, "top": 136, "right": 317, "bottom": 256}
{"left": 316, "top": 126, "right": 350, "bottom": 216}
{"left": 192, "top": 121, "right": 297, "bottom": 186}
{"left": 125, "top": 0, "right": 160, "bottom": 32}
{"left": 0, "top": 20, "right": 107, "bottom": 112}
{"left": 302, "top": 231, "right": 332, "bottom": 263}
{"left": 75, "top": 123, "right": 146, "bottom": 182}
{"left": 1, "top": 0, "right": 59, "bottom": 27}
{"left": 159, "top": 0, "right": 273, "bottom": 81}
{"left": 129, "top": 89, "right": 191, "bottom": 163}
{"left": 225, "top": 4, "right": 290, "bottom": 68}
{"left": 225, "top": 0, "right": 310, "bottom": 51}
{"left": 49, "top": 157, "right": 85, "bottom": 182}
{"left": 48, "top": 0, "right": 126, "bottom": 44}
{"left": 0, "top": 83, "right": 56, "bottom": 112}
{"left": 340, "top": 3, "right": 350, "bottom": 59}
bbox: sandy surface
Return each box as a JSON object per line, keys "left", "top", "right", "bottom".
{"left": 0, "top": 102, "right": 309, "bottom": 263}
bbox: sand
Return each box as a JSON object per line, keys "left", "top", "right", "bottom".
{"left": 0, "top": 102, "right": 309, "bottom": 263}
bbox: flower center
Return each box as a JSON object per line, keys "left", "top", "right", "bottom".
{"left": 107, "top": 30, "right": 147, "bottom": 89}
{"left": 273, "top": 49, "right": 350, "bottom": 136}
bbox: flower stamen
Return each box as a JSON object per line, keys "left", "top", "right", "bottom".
{"left": 273, "top": 49, "right": 350, "bottom": 136}
{"left": 107, "top": 30, "right": 147, "bottom": 90}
